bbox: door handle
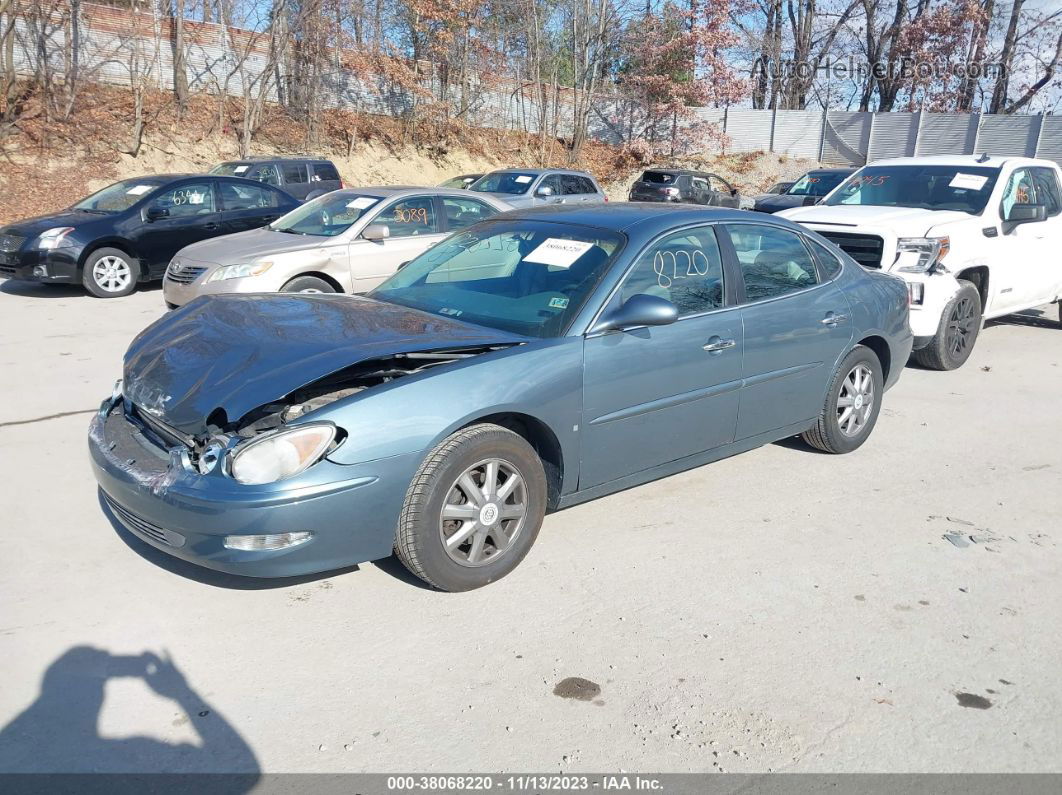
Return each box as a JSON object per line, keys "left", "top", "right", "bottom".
{"left": 821, "top": 312, "right": 848, "bottom": 325}
{"left": 703, "top": 337, "right": 736, "bottom": 352}
{"left": 203, "top": 222, "right": 219, "bottom": 230}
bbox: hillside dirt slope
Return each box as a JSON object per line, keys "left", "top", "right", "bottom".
{"left": 0, "top": 83, "right": 822, "bottom": 223}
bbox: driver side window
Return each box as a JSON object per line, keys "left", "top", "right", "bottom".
{"left": 1001, "top": 168, "right": 1038, "bottom": 218}
{"left": 150, "top": 183, "right": 216, "bottom": 217}
{"left": 620, "top": 226, "right": 725, "bottom": 316}
{"left": 384, "top": 196, "right": 439, "bottom": 237}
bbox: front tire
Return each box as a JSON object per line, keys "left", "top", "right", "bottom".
{"left": 280, "top": 275, "right": 335, "bottom": 294}
{"left": 82, "top": 248, "right": 139, "bottom": 298}
{"left": 394, "top": 423, "right": 547, "bottom": 591}
{"left": 912, "top": 280, "right": 981, "bottom": 370}
{"left": 802, "top": 345, "right": 884, "bottom": 454}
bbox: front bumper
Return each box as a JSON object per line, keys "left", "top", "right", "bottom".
{"left": 163, "top": 268, "right": 289, "bottom": 308}
{"left": 0, "top": 248, "right": 80, "bottom": 283}
{"left": 898, "top": 272, "right": 962, "bottom": 339}
{"left": 88, "top": 402, "right": 413, "bottom": 577}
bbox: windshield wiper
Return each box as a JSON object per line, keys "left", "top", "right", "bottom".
{"left": 77, "top": 209, "right": 111, "bottom": 214}
{"left": 272, "top": 228, "right": 306, "bottom": 235}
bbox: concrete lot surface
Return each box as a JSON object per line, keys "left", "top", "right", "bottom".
{"left": 1, "top": 280, "right": 1060, "bottom": 774}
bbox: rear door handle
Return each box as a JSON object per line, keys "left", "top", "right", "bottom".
{"left": 703, "top": 337, "right": 736, "bottom": 352}
{"left": 203, "top": 222, "right": 219, "bottom": 230}
{"left": 822, "top": 312, "right": 848, "bottom": 325}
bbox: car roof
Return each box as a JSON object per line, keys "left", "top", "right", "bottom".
{"left": 329, "top": 186, "right": 509, "bottom": 202}
{"left": 804, "top": 168, "right": 855, "bottom": 175}
{"left": 867, "top": 154, "right": 1056, "bottom": 169}
{"left": 487, "top": 167, "right": 595, "bottom": 177}
{"left": 219, "top": 156, "right": 331, "bottom": 163}
{"left": 500, "top": 202, "right": 764, "bottom": 234}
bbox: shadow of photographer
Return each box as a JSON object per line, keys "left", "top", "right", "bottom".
{"left": 0, "top": 646, "right": 259, "bottom": 783}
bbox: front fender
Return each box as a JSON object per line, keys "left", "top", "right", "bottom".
{"left": 312, "top": 337, "right": 585, "bottom": 493}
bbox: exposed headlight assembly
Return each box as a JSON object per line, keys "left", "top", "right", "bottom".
{"left": 37, "top": 227, "right": 75, "bottom": 250}
{"left": 207, "top": 261, "right": 273, "bottom": 282}
{"left": 895, "top": 237, "right": 949, "bottom": 273}
{"left": 229, "top": 423, "right": 336, "bottom": 485}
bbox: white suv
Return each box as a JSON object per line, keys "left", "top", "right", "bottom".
{"left": 779, "top": 155, "right": 1062, "bottom": 369}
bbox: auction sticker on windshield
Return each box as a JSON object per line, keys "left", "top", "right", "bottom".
{"left": 949, "top": 173, "right": 989, "bottom": 191}
{"left": 126, "top": 185, "right": 153, "bottom": 195}
{"left": 524, "top": 239, "right": 594, "bottom": 268}
{"left": 347, "top": 197, "right": 377, "bottom": 209}
{"left": 515, "top": 175, "right": 533, "bottom": 184}
{"left": 234, "top": 165, "right": 248, "bottom": 173}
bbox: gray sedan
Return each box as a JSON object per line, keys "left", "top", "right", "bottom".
{"left": 162, "top": 187, "right": 511, "bottom": 307}
{"left": 468, "top": 168, "right": 606, "bottom": 208}
{"left": 91, "top": 204, "right": 912, "bottom": 591}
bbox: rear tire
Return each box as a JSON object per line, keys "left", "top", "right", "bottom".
{"left": 82, "top": 248, "right": 139, "bottom": 298}
{"left": 912, "top": 280, "right": 981, "bottom": 370}
{"left": 280, "top": 275, "right": 335, "bottom": 294}
{"left": 802, "top": 345, "right": 884, "bottom": 454}
{"left": 394, "top": 423, "right": 547, "bottom": 591}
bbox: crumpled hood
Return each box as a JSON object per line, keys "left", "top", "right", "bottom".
{"left": 176, "top": 227, "right": 329, "bottom": 264}
{"left": 123, "top": 293, "right": 526, "bottom": 434}
{"left": 778, "top": 204, "right": 972, "bottom": 234}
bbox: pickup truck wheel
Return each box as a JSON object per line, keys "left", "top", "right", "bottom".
{"left": 280, "top": 275, "right": 335, "bottom": 294}
{"left": 802, "top": 345, "right": 883, "bottom": 454}
{"left": 394, "top": 423, "right": 547, "bottom": 591}
{"left": 82, "top": 248, "right": 139, "bottom": 298}
{"left": 912, "top": 280, "right": 981, "bottom": 371}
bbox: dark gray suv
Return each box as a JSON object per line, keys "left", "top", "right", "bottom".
{"left": 210, "top": 157, "right": 344, "bottom": 201}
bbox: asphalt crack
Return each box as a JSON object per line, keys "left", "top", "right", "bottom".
{"left": 0, "top": 409, "right": 96, "bottom": 429}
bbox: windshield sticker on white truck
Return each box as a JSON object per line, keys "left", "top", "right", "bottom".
{"left": 523, "top": 238, "right": 594, "bottom": 268}
{"left": 234, "top": 165, "right": 249, "bottom": 174}
{"left": 949, "top": 173, "right": 988, "bottom": 191}
{"left": 514, "top": 175, "right": 533, "bottom": 184}
{"left": 126, "top": 185, "right": 153, "bottom": 195}
{"left": 346, "top": 197, "right": 377, "bottom": 209}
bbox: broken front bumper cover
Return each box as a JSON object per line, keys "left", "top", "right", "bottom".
{"left": 87, "top": 401, "right": 414, "bottom": 578}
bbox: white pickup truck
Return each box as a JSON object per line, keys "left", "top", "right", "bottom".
{"left": 779, "top": 155, "right": 1062, "bottom": 369}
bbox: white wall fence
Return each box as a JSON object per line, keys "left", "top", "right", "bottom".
{"left": 695, "top": 107, "right": 1062, "bottom": 166}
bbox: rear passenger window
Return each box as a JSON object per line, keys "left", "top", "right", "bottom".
{"left": 442, "top": 197, "right": 497, "bottom": 231}
{"left": 384, "top": 196, "right": 438, "bottom": 237}
{"left": 726, "top": 224, "right": 819, "bottom": 301}
{"left": 561, "top": 175, "right": 584, "bottom": 195}
{"left": 577, "top": 176, "right": 598, "bottom": 195}
{"left": 282, "top": 163, "right": 307, "bottom": 184}
{"left": 313, "top": 163, "right": 340, "bottom": 182}
{"left": 806, "top": 237, "right": 843, "bottom": 279}
{"left": 249, "top": 164, "right": 280, "bottom": 185}
{"left": 221, "top": 181, "right": 282, "bottom": 210}
{"left": 621, "top": 226, "right": 724, "bottom": 316}
{"left": 1031, "top": 168, "right": 1061, "bottom": 217}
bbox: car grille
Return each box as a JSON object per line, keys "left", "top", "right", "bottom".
{"left": 103, "top": 493, "right": 186, "bottom": 548}
{"left": 165, "top": 262, "right": 208, "bottom": 284}
{"left": 816, "top": 231, "right": 884, "bottom": 269}
{"left": 0, "top": 233, "right": 24, "bottom": 253}
{"left": 0, "top": 265, "right": 16, "bottom": 277}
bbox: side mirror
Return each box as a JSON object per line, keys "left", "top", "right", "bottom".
{"left": 536, "top": 186, "right": 554, "bottom": 197}
{"left": 730, "top": 188, "right": 738, "bottom": 196}
{"left": 145, "top": 206, "right": 169, "bottom": 221}
{"left": 362, "top": 223, "right": 390, "bottom": 241}
{"left": 1003, "top": 202, "right": 1046, "bottom": 230}
{"left": 591, "top": 294, "right": 679, "bottom": 334}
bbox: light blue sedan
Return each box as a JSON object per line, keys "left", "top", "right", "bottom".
{"left": 89, "top": 204, "right": 913, "bottom": 590}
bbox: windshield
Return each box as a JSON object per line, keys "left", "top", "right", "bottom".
{"left": 469, "top": 172, "right": 538, "bottom": 196}
{"left": 72, "top": 179, "right": 162, "bottom": 213}
{"left": 370, "top": 219, "right": 625, "bottom": 338}
{"left": 787, "top": 172, "right": 849, "bottom": 197}
{"left": 825, "top": 165, "right": 1000, "bottom": 213}
{"left": 270, "top": 193, "right": 381, "bottom": 236}
{"left": 210, "top": 162, "right": 252, "bottom": 176}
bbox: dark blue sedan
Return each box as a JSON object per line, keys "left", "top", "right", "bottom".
{"left": 89, "top": 204, "right": 912, "bottom": 590}
{"left": 0, "top": 175, "right": 297, "bottom": 297}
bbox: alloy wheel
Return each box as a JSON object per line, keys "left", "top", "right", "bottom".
{"left": 92, "top": 256, "right": 132, "bottom": 293}
{"left": 836, "top": 363, "right": 874, "bottom": 437}
{"left": 439, "top": 458, "right": 527, "bottom": 567}
{"left": 946, "top": 296, "right": 976, "bottom": 359}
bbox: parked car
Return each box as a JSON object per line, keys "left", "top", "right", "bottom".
{"left": 468, "top": 168, "right": 606, "bottom": 208}
{"left": 438, "top": 173, "right": 483, "bottom": 190}
{"left": 91, "top": 204, "right": 911, "bottom": 590}
{"left": 753, "top": 168, "right": 855, "bottom": 213}
{"left": 779, "top": 155, "right": 1062, "bottom": 370}
{"left": 163, "top": 187, "right": 511, "bottom": 307}
{"left": 210, "top": 157, "right": 343, "bottom": 201}
{"left": 628, "top": 169, "right": 742, "bottom": 208}
{"left": 0, "top": 175, "right": 297, "bottom": 298}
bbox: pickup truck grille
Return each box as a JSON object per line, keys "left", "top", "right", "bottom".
{"left": 816, "top": 231, "right": 884, "bottom": 269}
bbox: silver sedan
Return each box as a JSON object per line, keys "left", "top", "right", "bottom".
{"left": 162, "top": 187, "right": 512, "bottom": 307}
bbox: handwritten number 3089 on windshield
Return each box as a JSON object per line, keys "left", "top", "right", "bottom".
{"left": 654, "top": 249, "right": 712, "bottom": 288}
{"left": 394, "top": 207, "right": 429, "bottom": 224}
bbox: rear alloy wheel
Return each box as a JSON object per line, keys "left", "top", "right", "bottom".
{"left": 280, "top": 275, "right": 336, "bottom": 294}
{"left": 802, "top": 345, "right": 884, "bottom": 454}
{"left": 82, "top": 248, "right": 139, "bottom": 298}
{"left": 394, "top": 423, "right": 547, "bottom": 591}
{"left": 912, "top": 280, "right": 981, "bottom": 370}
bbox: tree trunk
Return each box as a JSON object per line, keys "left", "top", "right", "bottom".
{"left": 989, "top": 0, "right": 1023, "bottom": 113}
{"left": 173, "top": 0, "right": 189, "bottom": 117}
